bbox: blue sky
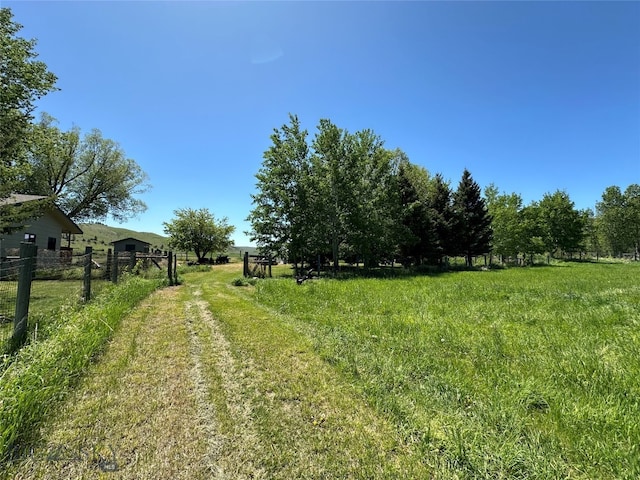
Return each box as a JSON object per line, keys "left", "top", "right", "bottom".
{"left": 7, "top": 1, "right": 640, "bottom": 246}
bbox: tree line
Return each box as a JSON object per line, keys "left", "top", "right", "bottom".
{"left": 247, "top": 114, "right": 493, "bottom": 272}
{"left": 1, "top": 8, "right": 148, "bottom": 234}
{"left": 248, "top": 115, "right": 640, "bottom": 270}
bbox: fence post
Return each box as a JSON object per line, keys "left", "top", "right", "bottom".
{"left": 174, "top": 253, "right": 178, "bottom": 285}
{"left": 129, "top": 250, "right": 136, "bottom": 271}
{"left": 13, "top": 242, "right": 37, "bottom": 347}
{"left": 112, "top": 251, "right": 119, "bottom": 283}
{"left": 106, "top": 248, "right": 112, "bottom": 279}
{"left": 243, "top": 251, "right": 249, "bottom": 277}
{"left": 83, "top": 246, "right": 92, "bottom": 302}
{"left": 168, "top": 251, "right": 173, "bottom": 286}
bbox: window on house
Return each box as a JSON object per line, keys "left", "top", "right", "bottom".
{"left": 47, "top": 237, "right": 57, "bottom": 250}
{"left": 24, "top": 233, "right": 36, "bottom": 243}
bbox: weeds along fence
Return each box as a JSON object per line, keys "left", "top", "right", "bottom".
{"left": 0, "top": 244, "right": 178, "bottom": 355}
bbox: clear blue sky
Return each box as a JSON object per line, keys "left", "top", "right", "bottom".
{"left": 7, "top": 1, "right": 640, "bottom": 246}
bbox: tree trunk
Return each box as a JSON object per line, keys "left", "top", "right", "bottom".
{"left": 332, "top": 235, "right": 339, "bottom": 276}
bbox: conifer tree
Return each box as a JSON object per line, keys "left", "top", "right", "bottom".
{"left": 426, "top": 173, "right": 454, "bottom": 265}
{"left": 452, "top": 169, "right": 493, "bottom": 266}
{"left": 397, "top": 159, "right": 436, "bottom": 265}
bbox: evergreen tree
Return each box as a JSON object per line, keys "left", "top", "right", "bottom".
{"left": 397, "top": 158, "right": 435, "bottom": 265}
{"left": 452, "top": 169, "right": 492, "bottom": 266}
{"left": 426, "top": 173, "right": 454, "bottom": 264}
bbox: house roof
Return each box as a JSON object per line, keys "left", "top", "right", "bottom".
{"left": 1, "top": 194, "right": 83, "bottom": 235}
{"left": 111, "top": 237, "right": 151, "bottom": 245}
{"left": 0, "top": 194, "right": 48, "bottom": 205}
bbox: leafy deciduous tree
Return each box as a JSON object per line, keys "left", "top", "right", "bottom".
{"left": 519, "top": 203, "right": 546, "bottom": 261}
{"left": 538, "top": 190, "right": 584, "bottom": 258}
{"left": 22, "top": 113, "right": 150, "bottom": 223}
{"left": 163, "top": 208, "right": 235, "bottom": 263}
{"left": 597, "top": 184, "right": 640, "bottom": 258}
{"left": 0, "top": 7, "right": 57, "bottom": 229}
{"left": 247, "top": 114, "right": 311, "bottom": 265}
{"left": 484, "top": 184, "right": 524, "bottom": 261}
{"left": 310, "top": 119, "right": 352, "bottom": 273}
{"left": 341, "top": 131, "right": 399, "bottom": 268}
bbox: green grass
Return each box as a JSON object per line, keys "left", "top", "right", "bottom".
{"left": 244, "top": 262, "right": 640, "bottom": 478}
{"left": 3, "top": 261, "right": 637, "bottom": 478}
{"left": 0, "top": 275, "right": 164, "bottom": 462}
{"left": 1, "top": 278, "right": 114, "bottom": 353}
{"left": 186, "top": 266, "right": 431, "bottom": 478}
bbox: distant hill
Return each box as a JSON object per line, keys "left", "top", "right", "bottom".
{"left": 68, "top": 222, "right": 258, "bottom": 257}
{"left": 69, "top": 223, "right": 168, "bottom": 252}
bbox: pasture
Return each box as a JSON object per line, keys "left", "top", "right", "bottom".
{"left": 2, "top": 261, "right": 637, "bottom": 478}
{"left": 246, "top": 262, "right": 639, "bottom": 478}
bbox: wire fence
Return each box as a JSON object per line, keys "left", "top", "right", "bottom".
{"left": 1, "top": 245, "right": 177, "bottom": 356}
{"left": 0, "top": 258, "right": 22, "bottom": 352}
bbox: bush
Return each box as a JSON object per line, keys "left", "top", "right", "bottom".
{"left": 232, "top": 277, "right": 257, "bottom": 287}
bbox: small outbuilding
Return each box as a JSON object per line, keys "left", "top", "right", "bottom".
{"left": 111, "top": 237, "right": 150, "bottom": 254}
{"left": 0, "top": 194, "right": 83, "bottom": 257}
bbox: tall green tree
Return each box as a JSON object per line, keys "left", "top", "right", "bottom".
{"left": 22, "top": 114, "right": 149, "bottom": 223}
{"left": 519, "top": 203, "right": 546, "bottom": 261}
{"left": 247, "top": 114, "right": 311, "bottom": 264}
{"left": 538, "top": 190, "right": 585, "bottom": 258}
{"left": 597, "top": 186, "right": 628, "bottom": 257}
{"left": 163, "top": 208, "right": 235, "bottom": 263}
{"left": 341, "top": 131, "right": 399, "bottom": 268}
{"left": 0, "top": 7, "right": 57, "bottom": 228}
{"left": 582, "top": 208, "right": 603, "bottom": 259}
{"left": 484, "top": 184, "right": 524, "bottom": 261}
{"left": 425, "top": 173, "right": 454, "bottom": 264}
{"left": 625, "top": 184, "right": 640, "bottom": 260}
{"left": 452, "top": 169, "right": 493, "bottom": 266}
{"left": 310, "top": 119, "right": 352, "bottom": 273}
{"left": 397, "top": 157, "right": 435, "bottom": 265}
{"left": 598, "top": 184, "right": 640, "bottom": 258}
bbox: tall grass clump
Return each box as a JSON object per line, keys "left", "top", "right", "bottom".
{"left": 251, "top": 262, "right": 640, "bottom": 478}
{"left": 0, "top": 275, "right": 163, "bottom": 462}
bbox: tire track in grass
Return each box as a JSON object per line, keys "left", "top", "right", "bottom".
{"left": 3, "top": 287, "right": 216, "bottom": 479}
{"left": 184, "top": 295, "right": 266, "bottom": 479}
{"left": 189, "top": 268, "right": 432, "bottom": 478}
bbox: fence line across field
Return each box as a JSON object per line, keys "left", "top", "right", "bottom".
{"left": 1, "top": 244, "right": 177, "bottom": 355}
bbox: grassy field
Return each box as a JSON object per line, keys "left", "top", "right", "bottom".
{"left": 3, "top": 261, "right": 638, "bottom": 478}
{"left": 1, "top": 278, "right": 113, "bottom": 352}
{"left": 245, "top": 261, "right": 640, "bottom": 478}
